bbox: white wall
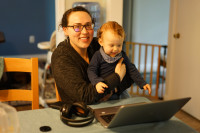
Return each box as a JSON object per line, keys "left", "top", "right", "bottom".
{"left": 105, "top": 0, "right": 123, "bottom": 25}
{"left": 55, "top": 0, "right": 123, "bottom": 46}
{"left": 55, "top": 0, "right": 170, "bottom": 72}
{"left": 131, "top": 0, "right": 170, "bottom": 44}
{"left": 55, "top": 0, "right": 66, "bottom": 46}
{"left": 64, "top": 0, "right": 106, "bottom": 24}
{"left": 123, "top": 0, "right": 170, "bottom": 72}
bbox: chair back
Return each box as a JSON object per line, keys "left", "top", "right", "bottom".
{"left": 0, "top": 58, "right": 39, "bottom": 110}
{"left": 55, "top": 84, "right": 61, "bottom": 101}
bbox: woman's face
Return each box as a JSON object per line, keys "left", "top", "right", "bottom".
{"left": 63, "top": 11, "right": 94, "bottom": 50}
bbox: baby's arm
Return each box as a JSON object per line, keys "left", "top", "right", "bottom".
{"left": 122, "top": 51, "right": 147, "bottom": 89}
{"left": 96, "top": 82, "right": 108, "bottom": 93}
{"left": 87, "top": 52, "right": 104, "bottom": 85}
{"left": 143, "top": 84, "right": 151, "bottom": 94}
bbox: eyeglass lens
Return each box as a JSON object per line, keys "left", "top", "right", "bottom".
{"left": 74, "top": 24, "right": 94, "bottom": 32}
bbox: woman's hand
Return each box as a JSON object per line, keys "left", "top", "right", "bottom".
{"left": 115, "top": 58, "right": 126, "bottom": 81}
{"left": 99, "top": 91, "right": 113, "bottom": 102}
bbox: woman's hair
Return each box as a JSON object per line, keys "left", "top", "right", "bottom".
{"left": 97, "top": 21, "right": 125, "bottom": 40}
{"left": 60, "top": 6, "right": 93, "bottom": 28}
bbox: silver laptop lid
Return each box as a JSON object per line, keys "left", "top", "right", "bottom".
{"left": 94, "top": 97, "right": 191, "bottom": 128}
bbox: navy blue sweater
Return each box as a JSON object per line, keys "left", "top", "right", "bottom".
{"left": 87, "top": 49, "right": 146, "bottom": 95}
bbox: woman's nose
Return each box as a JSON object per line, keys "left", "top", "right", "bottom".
{"left": 81, "top": 27, "right": 88, "bottom": 34}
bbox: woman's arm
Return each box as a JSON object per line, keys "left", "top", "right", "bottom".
{"left": 52, "top": 53, "right": 98, "bottom": 104}
{"left": 51, "top": 46, "right": 123, "bottom": 104}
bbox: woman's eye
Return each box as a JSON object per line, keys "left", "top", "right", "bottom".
{"left": 74, "top": 25, "right": 81, "bottom": 32}
{"left": 87, "top": 24, "right": 92, "bottom": 28}
{"left": 74, "top": 28, "right": 80, "bottom": 32}
{"left": 74, "top": 25, "right": 81, "bottom": 29}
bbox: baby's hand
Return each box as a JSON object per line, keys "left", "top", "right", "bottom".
{"left": 96, "top": 82, "right": 108, "bottom": 94}
{"left": 143, "top": 84, "right": 151, "bottom": 94}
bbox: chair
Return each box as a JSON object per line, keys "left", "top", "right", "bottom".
{"left": 55, "top": 84, "right": 61, "bottom": 101}
{"left": 37, "top": 31, "right": 56, "bottom": 90}
{"left": 37, "top": 31, "right": 56, "bottom": 107}
{"left": 0, "top": 58, "right": 39, "bottom": 110}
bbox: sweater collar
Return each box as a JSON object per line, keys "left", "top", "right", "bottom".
{"left": 65, "top": 38, "right": 94, "bottom": 64}
{"left": 100, "top": 47, "right": 122, "bottom": 63}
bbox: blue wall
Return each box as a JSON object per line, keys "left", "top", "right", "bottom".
{"left": 0, "top": 0, "right": 55, "bottom": 56}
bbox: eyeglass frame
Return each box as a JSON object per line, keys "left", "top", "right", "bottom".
{"left": 67, "top": 23, "right": 95, "bottom": 32}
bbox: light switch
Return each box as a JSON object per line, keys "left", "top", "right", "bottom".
{"left": 29, "top": 35, "right": 35, "bottom": 43}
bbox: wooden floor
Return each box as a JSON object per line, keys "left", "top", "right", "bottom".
{"left": 14, "top": 103, "right": 200, "bottom": 132}
{"left": 175, "top": 110, "right": 200, "bottom": 132}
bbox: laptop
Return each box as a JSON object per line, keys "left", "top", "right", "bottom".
{"left": 94, "top": 97, "right": 191, "bottom": 128}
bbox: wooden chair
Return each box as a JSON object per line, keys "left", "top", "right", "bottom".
{"left": 55, "top": 84, "right": 61, "bottom": 101}
{"left": 0, "top": 58, "right": 39, "bottom": 110}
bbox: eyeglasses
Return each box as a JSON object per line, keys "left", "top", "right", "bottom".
{"left": 67, "top": 23, "right": 94, "bottom": 32}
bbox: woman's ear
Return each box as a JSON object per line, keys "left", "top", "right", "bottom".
{"left": 63, "top": 27, "right": 69, "bottom": 36}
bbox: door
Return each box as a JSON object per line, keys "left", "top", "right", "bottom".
{"left": 166, "top": 0, "right": 200, "bottom": 120}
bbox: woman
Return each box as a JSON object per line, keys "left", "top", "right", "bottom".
{"left": 51, "top": 6, "right": 130, "bottom": 105}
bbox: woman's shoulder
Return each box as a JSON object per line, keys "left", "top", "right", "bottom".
{"left": 56, "top": 40, "right": 67, "bottom": 50}
{"left": 53, "top": 40, "right": 69, "bottom": 54}
{"left": 90, "top": 37, "right": 100, "bottom": 52}
{"left": 92, "top": 49, "right": 101, "bottom": 59}
{"left": 52, "top": 40, "right": 70, "bottom": 60}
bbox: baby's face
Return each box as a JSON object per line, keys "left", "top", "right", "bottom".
{"left": 99, "top": 30, "right": 124, "bottom": 57}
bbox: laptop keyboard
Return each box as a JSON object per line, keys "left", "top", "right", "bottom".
{"left": 100, "top": 114, "right": 115, "bottom": 123}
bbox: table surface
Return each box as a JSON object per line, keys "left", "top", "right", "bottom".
{"left": 17, "top": 97, "right": 198, "bottom": 133}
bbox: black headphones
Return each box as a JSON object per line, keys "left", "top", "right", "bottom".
{"left": 60, "top": 102, "right": 95, "bottom": 127}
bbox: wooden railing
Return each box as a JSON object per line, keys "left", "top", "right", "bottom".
{"left": 125, "top": 42, "right": 167, "bottom": 99}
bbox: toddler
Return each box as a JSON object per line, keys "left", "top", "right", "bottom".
{"left": 87, "top": 21, "right": 151, "bottom": 99}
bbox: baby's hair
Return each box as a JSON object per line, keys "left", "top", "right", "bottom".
{"left": 97, "top": 21, "right": 125, "bottom": 40}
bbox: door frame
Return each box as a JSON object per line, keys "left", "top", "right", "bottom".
{"left": 165, "top": 0, "right": 177, "bottom": 99}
